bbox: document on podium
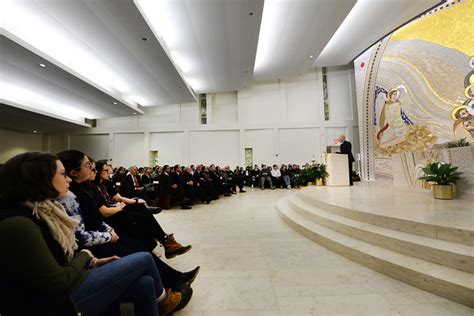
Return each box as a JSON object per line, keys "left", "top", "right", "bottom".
{"left": 325, "top": 153, "right": 350, "bottom": 186}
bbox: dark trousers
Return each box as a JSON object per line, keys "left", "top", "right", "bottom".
{"left": 349, "top": 162, "right": 353, "bottom": 185}
{"left": 105, "top": 205, "right": 167, "bottom": 246}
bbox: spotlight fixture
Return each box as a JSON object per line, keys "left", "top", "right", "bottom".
{"left": 39, "top": 63, "right": 46, "bottom": 68}
{"left": 142, "top": 37, "right": 147, "bottom": 41}
{"left": 249, "top": 12, "right": 253, "bottom": 16}
{"left": 33, "top": 130, "right": 38, "bottom": 133}
{"left": 113, "top": 101, "right": 118, "bottom": 104}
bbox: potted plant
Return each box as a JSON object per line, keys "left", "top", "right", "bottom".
{"left": 315, "top": 163, "right": 328, "bottom": 186}
{"left": 418, "top": 162, "right": 463, "bottom": 200}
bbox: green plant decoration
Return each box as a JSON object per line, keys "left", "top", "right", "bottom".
{"left": 418, "top": 162, "right": 463, "bottom": 185}
{"left": 448, "top": 138, "right": 471, "bottom": 148}
{"left": 317, "top": 163, "right": 329, "bottom": 179}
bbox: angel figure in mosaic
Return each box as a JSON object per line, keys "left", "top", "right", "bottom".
{"left": 376, "top": 85, "right": 411, "bottom": 147}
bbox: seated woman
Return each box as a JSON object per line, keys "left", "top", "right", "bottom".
{"left": 56, "top": 150, "right": 199, "bottom": 300}
{"left": 92, "top": 159, "right": 191, "bottom": 259}
{"left": 0, "top": 152, "right": 181, "bottom": 316}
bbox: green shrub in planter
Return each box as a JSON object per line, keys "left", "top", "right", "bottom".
{"left": 418, "top": 162, "right": 462, "bottom": 185}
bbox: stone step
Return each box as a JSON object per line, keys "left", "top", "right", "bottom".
{"left": 288, "top": 194, "right": 474, "bottom": 274}
{"left": 277, "top": 197, "right": 474, "bottom": 308}
{"left": 297, "top": 191, "right": 473, "bottom": 246}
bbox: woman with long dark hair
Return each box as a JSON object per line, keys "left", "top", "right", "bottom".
{"left": 0, "top": 152, "right": 180, "bottom": 316}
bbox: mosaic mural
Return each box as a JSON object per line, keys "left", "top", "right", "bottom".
{"left": 358, "top": 0, "right": 474, "bottom": 178}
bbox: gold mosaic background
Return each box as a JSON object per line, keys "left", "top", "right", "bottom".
{"left": 364, "top": 0, "right": 474, "bottom": 175}
{"left": 364, "top": 0, "right": 474, "bottom": 176}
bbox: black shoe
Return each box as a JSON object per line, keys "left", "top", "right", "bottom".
{"left": 181, "top": 205, "right": 192, "bottom": 210}
{"left": 177, "top": 266, "right": 200, "bottom": 288}
{"left": 147, "top": 206, "right": 162, "bottom": 214}
{"left": 224, "top": 193, "right": 231, "bottom": 197}
{"left": 175, "top": 284, "right": 193, "bottom": 311}
{"left": 240, "top": 189, "right": 246, "bottom": 193}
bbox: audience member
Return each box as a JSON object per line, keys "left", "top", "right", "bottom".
{"left": 0, "top": 152, "right": 180, "bottom": 316}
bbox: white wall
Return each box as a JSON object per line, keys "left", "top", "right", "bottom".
{"left": 278, "top": 128, "right": 321, "bottom": 165}
{"left": 211, "top": 92, "right": 238, "bottom": 124}
{"left": 0, "top": 128, "right": 42, "bottom": 162}
{"left": 286, "top": 72, "right": 320, "bottom": 122}
{"left": 69, "top": 134, "right": 109, "bottom": 161}
{"left": 327, "top": 66, "right": 354, "bottom": 122}
{"left": 59, "top": 67, "right": 359, "bottom": 168}
{"left": 149, "top": 132, "right": 185, "bottom": 165}
{"left": 244, "top": 129, "right": 275, "bottom": 166}
{"left": 189, "top": 130, "right": 240, "bottom": 166}
{"left": 113, "top": 133, "right": 145, "bottom": 168}
{"left": 238, "top": 80, "right": 282, "bottom": 125}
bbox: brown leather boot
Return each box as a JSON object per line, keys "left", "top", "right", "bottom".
{"left": 158, "top": 288, "right": 181, "bottom": 316}
{"left": 162, "top": 234, "right": 192, "bottom": 259}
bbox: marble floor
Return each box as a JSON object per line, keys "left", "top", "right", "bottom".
{"left": 152, "top": 188, "right": 473, "bottom": 316}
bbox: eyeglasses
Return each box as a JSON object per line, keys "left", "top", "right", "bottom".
{"left": 74, "top": 161, "right": 92, "bottom": 171}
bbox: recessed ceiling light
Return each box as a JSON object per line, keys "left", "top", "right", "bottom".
{"left": 310, "top": 55, "right": 314, "bottom": 58}
{"left": 113, "top": 101, "right": 118, "bottom": 104}
{"left": 39, "top": 63, "right": 46, "bottom": 68}
{"left": 33, "top": 130, "right": 38, "bottom": 133}
{"left": 133, "top": 112, "right": 137, "bottom": 115}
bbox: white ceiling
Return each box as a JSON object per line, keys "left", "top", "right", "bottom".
{"left": 254, "top": 0, "right": 356, "bottom": 80}
{"left": 1, "top": 0, "right": 195, "bottom": 108}
{"left": 314, "top": 0, "right": 442, "bottom": 67}
{"left": 0, "top": 0, "right": 443, "bottom": 132}
{"left": 0, "top": 103, "right": 89, "bottom": 133}
{"left": 135, "top": 0, "right": 264, "bottom": 93}
{"left": 0, "top": 35, "right": 137, "bottom": 121}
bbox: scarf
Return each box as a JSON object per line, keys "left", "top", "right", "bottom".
{"left": 24, "top": 200, "right": 79, "bottom": 260}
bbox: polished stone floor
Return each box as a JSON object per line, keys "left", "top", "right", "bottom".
{"left": 153, "top": 187, "right": 473, "bottom": 316}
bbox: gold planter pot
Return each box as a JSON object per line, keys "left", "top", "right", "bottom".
{"left": 315, "top": 178, "right": 324, "bottom": 186}
{"left": 432, "top": 184, "right": 453, "bottom": 200}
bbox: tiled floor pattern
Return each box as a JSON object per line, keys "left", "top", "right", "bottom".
{"left": 152, "top": 188, "right": 473, "bottom": 316}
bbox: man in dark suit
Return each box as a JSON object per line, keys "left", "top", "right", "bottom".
{"left": 338, "top": 135, "right": 355, "bottom": 185}
{"left": 121, "top": 165, "right": 146, "bottom": 198}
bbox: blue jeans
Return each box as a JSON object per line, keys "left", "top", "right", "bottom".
{"left": 71, "top": 252, "right": 163, "bottom": 316}
{"left": 282, "top": 175, "right": 291, "bottom": 187}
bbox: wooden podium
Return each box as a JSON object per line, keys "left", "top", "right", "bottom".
{"left": 325, "top": 153, "right": 350, "bottom": 186}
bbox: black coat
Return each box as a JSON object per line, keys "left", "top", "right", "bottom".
{"left": 158, "top": 173, "right": 171, "bottom": 196}
{"left": 340, "top": 141, "right": 355, "bottom": 163}
{"left": 121, "top": 174, "right": 143, "bottom": 198}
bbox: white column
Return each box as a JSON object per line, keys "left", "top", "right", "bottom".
{"left": 184, "top": 129, "right": 190, "bottom": 166}
{"left": 274, "top": 127, "right": 279, "bottom": 165}
{"left": 143, "top": 131, "right": 150, "bottom": 166}
{"left": 206, "top": 94, "right": 213, "bottom": 125}
{"left": 239, "top": 128, "right": 245, "bottom": 167}
{"left": 108, "top": 133, "right": 114, "bottom": 161}
{"left": 280, "top": 79, "right": 288, "bottom": 122}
